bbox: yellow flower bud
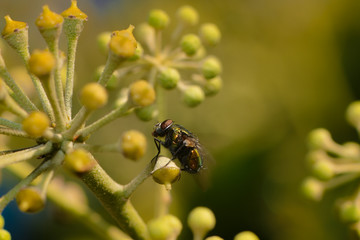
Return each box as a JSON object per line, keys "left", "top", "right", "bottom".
{"left": 188, "top": 206, "right": 216, "bottom": 239}
{"left": 16, "top": 187, "right": 45, "bottom": 213}
{"left": 121, "top": 130, "right": 147, "bottom": 160}
{"left": 0, "top": 229, "right": 11, "bottom": 240}
{"left": 152, "top": 156, "right": 181, "bottom": 190}
{"left": 0, "top": 215, "right": 4, "bottom": 229}
{"left": 22, "top": 111, "right": 50, "bottom": 137}
{"left": 80, "top": 82, "right": 108, "bottom": 110}
{"left": 61, "top": 0, "right": 88, "bottom": 20}
{"left": 1, "top": 15, "right": 27, "bottom": 37}
{"left": 64, "top": 149, "right": 96, "bottom": 173}
{"left": 129, "top": 80, "right": 156, "bottom": 107}
{"left": 28, "top": 49, "right": 55, "bottom": 78}
{"left": 109, "top": 25, "right": 137, "bottom": 58}
{"left": 205, "top": 236, "right": 224, "bottom": 240}
{"left": 234, "top": 231, "right": 260, "bottom": 240}
{"left": 148, "top": 9, "right": 170, "bottom": 30}
{"left": 301, "top": 177, "right": 324, "bottom": 201}
{"left": 177, "top": 5, "right": 199, "bottom": 26}
{"left": 36, "top": 5, "right": 64, "bottom": 29}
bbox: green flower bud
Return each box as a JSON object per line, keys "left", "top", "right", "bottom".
{"left": 202, "top": 56, "right": 222, "bottom": 79}
{"left": 97, "top": 31, "right": 111, "bottom": 55}
{"left": 188, "top": 206, "right": 216, "bottom": 240}
{"left": 0, "top": 229, "right": 11, "bottom": 240}
{"left": 129, "top": 80, "right": 156, "bottom": 107}
{"left": 152, "top": 156, "right": 181, "bottom": 190}
{"left": 206, "top": 236, "right": 224, "bottom": 240}
{"left": 346, "top": 101, "right": 360, "bottom": 128}
{"left": 157, "top": 68, "right": 180, "bottom": 90}
{"left": 307, "top": 128, "right": 332, "bottom": 150}
{"left": 148, "top": 9, "right": 170, "bottom": 30}
{"left": 0, "top": 215, "right": 4, "bottom": 229}
{"left": 177, "top": 5, "right": 199, "bottom": 26}
{"left": 339, "top": 201, "right": 360, "bottom": 224}
{"left": 301, "top": 177, "right": 324, "bottom": 201}
{"left": 95, "top": 66, "right": 119, "bottom": 89}
{"left": 16, "top": 187, "right": 45, "bottom": 213}
{"left": 183, "top": 85, "right": 205, "bottom": 107}
{"left": 204, "top": 77, "right": 222, "bottom": 96}
{"left": 80, "top": 82, "right": 108, "bottom": 110}
{"left": 148, "top": 214, "right": 182, "bottom": 240}
{"left": 134, "top": 23, "right": 155, "bottom": 45}
{"left": 199, "top": 23, "right": 221, "bottom": 46}
{"left": 121, "top": 130, "right": 147, "bottom": 161}
{"left": 311, "top": 160, "right": 334, "bottom": 180}
{"left": 181, "top": 34, "right": 202, "bottom": 56}
{"left": 22, "top": 111, "right": 50, "bottom": 137}
{"left": 135, "top": 104, "right": 158, "bottom": 122}
{"left": 234, "top": 231, "right": 260, "bottom": 240}
{"left": 64, "top": 149, "right": 96, "bottom": 173}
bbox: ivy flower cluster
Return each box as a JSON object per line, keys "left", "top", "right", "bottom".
{"left": 0, "top": 1, "right": 251, "bottom": 239}
{"left": 302, "top": 101, "right": 360, "bottom": 236}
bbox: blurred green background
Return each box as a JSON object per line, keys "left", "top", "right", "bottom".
{"left": 1, "top": 0, "right": 360, "bottom": 239}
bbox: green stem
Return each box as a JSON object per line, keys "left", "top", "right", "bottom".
{"left": 0, "top": 127, "right": 36, "bottom": 139}
{"left": 43, "top": 77, "right": 66, "bottom": 131}
{"left": 4, "top": 94, "right": 29, "bottom": 118}
{"left": 76, "top": 103, "right": 131, "bottom": 139}
{"left": 63, "top": 108, "right": 91, "bottom": 140}
{"left": 0, "top": 150, "right": 64, "bottom": 212}
{"left": 0, "top": 117, "right": 22, "bottom": 130}
{"left": 64, "top": 36, "right": 78, "bottom": 119}
{"left": 123, "top": 162, "right": 154, "bottom": 199}
{"left": 0, "top": 67, "right": 37, "bottom": 113}
{"left": 0, "top": 142, "right": 53, "bottom": 168}
{"left": 98, "top": 52, "right": 123, "bottom": 86}
{"left": 78, "top": 163, "right": 150, "bottom": 240}
{"left": 73, "top": 142, "right": 120, "bottom": 153}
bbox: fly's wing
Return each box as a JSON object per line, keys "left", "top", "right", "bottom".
{"left": 192, "top": 142, "right": 215, "bottom": 191}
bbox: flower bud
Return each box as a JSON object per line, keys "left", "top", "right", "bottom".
{"left": 28, "top": 49, "right": 55, "bottom": 78}
{"left": 205, "top": 236, "right": 224, "bottom": 240}
{"left": 177, "top": 5, "right": 199, "bottom": 26}
{"left": 135, "top": 104, "right": 158, "bottom": 122}
{"left": 202, "top": 56, "right": 222, "bottom": 79}
{"left": 301, "top": 177, "right": 324, "bottom": 201}
{"left": 307, "top": 128, "right": 332, "bottom": 150}
{"left": 148, "top": 214, "right": 182, "bottom": 240}
{"left": 204, "top": 77, "right": 222, "bottom": 96}
{"left": 61, "top": 0, "right": 88, "bottom": 20}
{"left": 152, "top": 156, "right": 181, "bottom": 190}
{"left": 80, "top": 82, "right": 108, "bottom": 110}
{"left": 199, "top": 23, "right": 221, "bottom": 46}
{"left": 1, "top": 15, "right": 27, "bottom": 37}
{"left": 148, "top": 9, "right": 170, "bottom": 30}
{"left": 97, "top": 31, "right": 111, "bottom": 55}
{"left": 181, "top": 34, "right": 202, "bottom": 56}
{"left": 188, "top": 206, "right": 216, "bottom": 239}
{"left": 22, "top": 111, "right": 50, "bottom": 137}
{"left": 16, "top": 187, "right": 45, "bottom": 213}
{"left": 234, "top": 231, "right": 260, "bottom": 240}
{"left": 346, "top": 101, "right": 360, "bottom": 128}
{"left": 339, "top": 201, "right": 360, "bottom": 224}
{"left": 129, "top": 80, "right": 156, "bottom": 107}
{"left": 0, "top": 215, "right": 4, "bottom": 229}
{"left": 157, "top": 68, "right": 180, "bottom": 90}
{"left": 183, "top": 85, "right": 205, "bottom": 107}
{"left": 64, "top": 149, "right": 96, "bottom": 173}
{"left": 36, "top": 5, "right": 63, "bottom": 29}
{"left": 311, "top": 160, "right": 334, "bottom": 181}
{"left": 109, "top": 26, "right": 137, "bottom": 58}
{"left": 121, "top": 130, "right": 147, "bottom": 160}
{"left": 0, "top": 229, "right": 11, "bottom": 240}
{"left": 134, "top": 23, "right": 155, "bottom": 45}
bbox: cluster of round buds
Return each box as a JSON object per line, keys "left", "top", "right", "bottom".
{"left": 95, "top": 5, "right": 223, "bottom": 121}
{"left": 302, "top": 101, "right": 360, "bottom": 234}
{"left": 0, "top": 215, "right": 11, "bottom": 240}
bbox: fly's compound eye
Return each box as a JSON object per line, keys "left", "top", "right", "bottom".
{"left": 161, "top": 119, "right": 173, "bottom": 130}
